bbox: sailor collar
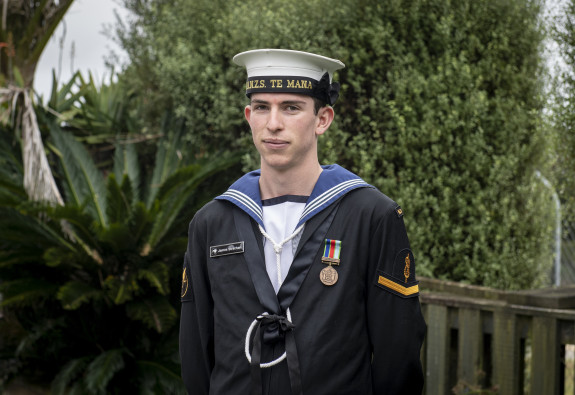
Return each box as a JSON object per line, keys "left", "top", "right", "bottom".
{"left": 216, "top": 164, "right": 373, "bottom": 229}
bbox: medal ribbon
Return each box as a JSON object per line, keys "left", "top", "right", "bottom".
{"left": 323, "top": 239, "right": 341, "bottom": 260}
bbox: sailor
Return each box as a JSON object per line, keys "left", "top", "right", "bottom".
{"left": 179, "top": 48, "right": 426, "bottom": 395}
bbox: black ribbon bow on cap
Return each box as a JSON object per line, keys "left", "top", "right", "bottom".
{"left": 315, "top": 72, "right": 340, "bottom": 105}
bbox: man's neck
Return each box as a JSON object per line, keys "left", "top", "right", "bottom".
{"left": 259, "top": 163, "right": 323, "bottom": 200}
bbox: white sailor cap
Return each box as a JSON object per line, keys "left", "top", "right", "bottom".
{"left": 233, "top": 49, "right": 345, "bottom": 105}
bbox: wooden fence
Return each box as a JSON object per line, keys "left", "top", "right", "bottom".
{"left": 419, "top": 277, "right": 575, "bottom": 395}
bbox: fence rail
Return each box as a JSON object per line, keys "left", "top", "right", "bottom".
{"left": 420, "top": 277, "right": 575, "bottom": 395}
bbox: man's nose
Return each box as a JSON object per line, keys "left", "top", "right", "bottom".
{"left": 266, "top": 107, "right": 283, "bottom": 132}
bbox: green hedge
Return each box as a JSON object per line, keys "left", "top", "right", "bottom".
{"left": 117, "top": 0, "right": 555, "bottom": 289}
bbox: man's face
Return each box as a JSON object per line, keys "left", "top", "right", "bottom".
{"left": 245, "top": 93, "right": 333, "bottom": 172}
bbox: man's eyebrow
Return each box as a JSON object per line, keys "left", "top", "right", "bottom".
{"left": 281, "top": 100, "right": 307, "bottom": 105}
{"left": 249, "top": 99, "right": 307, "bottom": 105}
{"left": 250, "top": 99, "right": 269, "bottom": 105}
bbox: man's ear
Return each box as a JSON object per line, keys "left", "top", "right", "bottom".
{"left": 244, "top": 105, "right": 252, "bottom": 123}
{"left": 315, "top": 106, "right": 334, "bottom": 136}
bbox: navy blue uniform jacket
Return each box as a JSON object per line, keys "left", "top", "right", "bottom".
{"left": 180, "top": 166, "right": 426, "bottom": 394}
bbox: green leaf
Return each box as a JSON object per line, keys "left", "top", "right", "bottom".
{"left": 52, "top": 357, "right": 91, "bottom": 395}
{"left": 105, "top": 173, "right": 133, "bottom": 224}
{"left": 113, "top": 141, "right": 141, "bottom": 203}
{"left": 13, "top": 66, "right": 25, "bottom": 87}
{"left": 136, "top": 360, "right": 186, "bottom": 394}
{"left": 43, "top": 246, "right": 79, "bottom": 268}
{"left": 85, "top": 349, "right": 126, "bottom": 393}
{"left": 103, "top": 275, "right": 137, "bottom": 305}
{"left": 48, "top": 125, "right": 108, "bottom": 226}
{"left": 0, "top": 278, "right": 58, "bottom": 307}
{"left": 145, "top": 128, "right": 186, "bottom": 208}
{"left": 57, "top": 280, "right": 101, "bottom": 310}
{"left": 146, "top": 153, "right": 241, "bottom": 249}
{"left": 137, "top": 261, "right": 169, "bottom": 295}
{"left": 125, "top": 296, "right": 177, "bottom": 333}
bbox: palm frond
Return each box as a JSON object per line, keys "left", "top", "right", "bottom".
{"left": 129, "top": 201, "right": 154, "bottom": 246}
{"left": 137, "top": 261, "right": 169, "bottom": 295}
{"left": 0, "top": 206, "right": 78, "bottom": 253}
{"left": 85, "top": 349, "right": 126, "bottom": 394}
{"left": 47, "top": 71, "right": 87, "bottom": 114}
{"left": 146, "top": 152, "right": 241, "bottom": 249}
{"left": 113, "top": 141, "right": 141, "bottom": 203}
{"left": 136, "top": 360, "right": 186, "bottom": 395}
{"left": 97, "top": 222, "right": 134, "bottom": 254}
{"left": 125, "top": 296, "right": 176, "bottom": 333}
{"left": 0, "top": 250, "right": 43, "bottom": 269}
{"left": 103, "top": 275, "right": 136, "bottom": 305}
{"left": 145, "top": 126, "right": 186, "bottom": 208}
{"left": 105, "top": 173, "right": 133, "bottom": 225}
{"left": 48, "top": 204, "right": 100, "bottom": 250}
{"left": 56, "top": 280, "right": 102, "bottom": 310}
{"left": 0, "top": 176, "right": 27, "bottom": 206}
{"left": 0, "top": 279, "right": 58, "bottom": 308}
{"left": 15, "top": 317, "right": 64, "bottom": 357}
{"left": 48, "top": 124, "right": 108, "bottom": 227}
{"left": 51, "top": 356, "right": 91, "bottom": 395}
{"left": 42, "top": 247, "right": 81, "bottom": 269}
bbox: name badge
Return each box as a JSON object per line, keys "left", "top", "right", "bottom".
{"left": 210, "top": 241, "right": 244, "bottom": 258}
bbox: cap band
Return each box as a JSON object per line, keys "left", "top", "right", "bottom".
{"left": 245, "top": 73, "right": 340, "bottom": 105}
{"left": 246, "top": 76, "right": 315, "bottom": 94}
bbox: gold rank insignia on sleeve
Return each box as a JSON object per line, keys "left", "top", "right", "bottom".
{"left": 395, "top": 205, "right": 404, "bottom": 218}
{"left": 377, "top": 275, "right": 419, "bottom": 296}
{"left": 181, "top": 267, "right": 189, "bottom": 298}
{"left": 403, "top": 253, "right": 411, "bottom": 283}
{"left": 375, "top": 249, "right": 419, "bottom": 298}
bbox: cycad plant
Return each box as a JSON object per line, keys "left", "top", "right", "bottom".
{"left": 0, "top": 73, "right": 241, "bottom": 393}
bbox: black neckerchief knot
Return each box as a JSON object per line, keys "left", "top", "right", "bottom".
{"left": 257, "top": 314, "right": 295, "bottom": 332}
{"left": 250, "top": 312, "right": 302, "bottom": 395}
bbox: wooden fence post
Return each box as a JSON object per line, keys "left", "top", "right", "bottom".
{"left": 531, "top": 316, "right": 560, "bottom": 395}
{"left": 493, "top": 310, "right": 520, "bottom": 395}
{"left": 458, "top": 308, "right": 482, "bottom": 387}
{"left": 425, "top": 304, "right": 450, "bottom": 395}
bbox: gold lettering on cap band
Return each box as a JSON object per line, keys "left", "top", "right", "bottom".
{"left": 245, "top": 76, "right": 315, "bottom": 94}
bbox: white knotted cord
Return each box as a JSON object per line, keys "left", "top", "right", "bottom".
{"left": 244, "top": 224, "right": 304, "bottom": 368}
{"left": 258, "top": 224, "right": 305, "bottom": 289}
{"left": 244, "top": 309, "right": 293, "bottom": 368}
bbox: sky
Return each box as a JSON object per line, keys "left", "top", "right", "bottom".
{"left": 35, "top": 0, "right": 129, "bottom": 99}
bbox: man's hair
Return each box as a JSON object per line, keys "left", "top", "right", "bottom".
{"left": 313, "top": 97, "right": 328, "bottom": 115}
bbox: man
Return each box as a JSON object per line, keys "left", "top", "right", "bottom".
{"left": 180, "top": 49, "right": 426, "bottom": 395}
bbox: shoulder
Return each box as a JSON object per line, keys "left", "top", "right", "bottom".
{"left": 196, "top": 199, "right": 232, "bottom": 217}
{"left": 189, "top": 199, "right": 235, "bottom": 230}
{"left": 341, "top": 187, "right": 403, "bottom": 219}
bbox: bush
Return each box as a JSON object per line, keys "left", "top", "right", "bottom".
{"left": 115, "top": 0, "right": 554, "bottom": 289}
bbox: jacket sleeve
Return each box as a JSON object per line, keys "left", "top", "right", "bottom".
{"left": 179, "top": 215, "right": 214, "bottom": 394}
{"left": 366, "top": 205, "right": 426, "bottom": 394}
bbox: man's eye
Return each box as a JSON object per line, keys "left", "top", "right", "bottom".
{"left": 254, "top": 105, "right": 268, "bottom": 111}
{"left": 285, "top": 106, "right": 299, "bottom": 112}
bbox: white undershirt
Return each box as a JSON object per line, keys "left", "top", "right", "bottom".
{"left": 261, "top": 196, "right": 307, "bottom": 293}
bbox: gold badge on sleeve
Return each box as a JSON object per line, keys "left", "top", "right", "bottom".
{"left": 181, "top": 267, "right": 189, "bottom": 297}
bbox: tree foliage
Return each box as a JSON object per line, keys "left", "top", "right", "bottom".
{"left": 1, "top": 0, "right": 74, "bottom": 88}
{"left": 115, "top": 0, "right": 554, "bottom": 289}
{"left": 0, "top": 74, "right": 242, "bottom": 392}
{"left": 552, "top": 0, "right": 575, "bottom": 227}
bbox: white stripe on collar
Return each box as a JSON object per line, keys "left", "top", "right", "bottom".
{"left": 215, "top": 164, "right": 372, "bottom": 229}
{"left": 219, "top": 189, "right": 263, "bottom": 222}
